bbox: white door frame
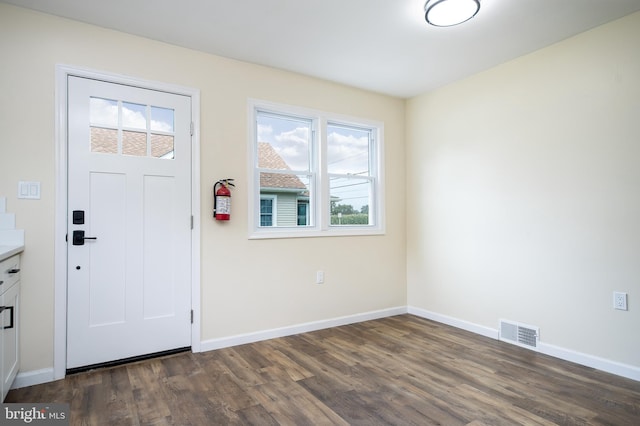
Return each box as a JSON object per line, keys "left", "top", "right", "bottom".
{"left": 54, "top": 65, "right": 201, "bottom": 380}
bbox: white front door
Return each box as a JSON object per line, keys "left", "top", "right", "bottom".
{"left": 66, "top": 76, "right": 192, "bottom": 369}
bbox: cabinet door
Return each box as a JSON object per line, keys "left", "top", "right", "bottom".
{"left": 1, "top": 281, "right": 19, "bottom": 401}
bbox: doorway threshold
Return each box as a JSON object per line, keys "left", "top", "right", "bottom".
{"left": 66, "top": 347, "right": 190, "bottom": 375}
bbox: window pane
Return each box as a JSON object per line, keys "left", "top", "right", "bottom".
{"left": 122, "top": 102, "right": 147, "bottom": 129}
{"left": 260, "top": 173, "right": 311, "bottom": 227}
{"left": 151, "top": 134, "right": 174, "bottom": 159}
{"left": 122, "top": 130, "right": 147, "bottom": 156}
{"left": 330, "top": 176, "right": 371, "bottom": 226}
{"left": 90, "top": 97, "right": 118, "bottom": 127}
{"left": 257, "top": 112, "right": 310, "bottom": 171}
{"left": 297, "top": 201, "right": 308, "bottom": 226}
{"left": 260, "top": 199, "right": 273, "bottom": 227}
{"left": 91, "top": 127, "right": 118, "bottom": 154}
{"left": 327, "top": 124, "right": 370, "bottom": 176}
{"left": 151, "top": 106, "right": 174, "bottom": 132}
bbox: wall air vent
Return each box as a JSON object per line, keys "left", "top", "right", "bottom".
{"left": 499, "top": 319, "right": 539, "bottom": 350}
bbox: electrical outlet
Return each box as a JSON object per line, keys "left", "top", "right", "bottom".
{"left": 613, "top": 292, "right": 628, "bottom": 311}
{"left": 316, "top": 271, "right": 324, "bottom": 284}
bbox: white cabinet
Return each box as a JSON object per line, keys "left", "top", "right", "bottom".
{"left": 1, "top": 253, "right": 20, "bottom": 402}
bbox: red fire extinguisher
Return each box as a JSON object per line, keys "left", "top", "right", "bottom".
{"left": 214, "top": 179, "right": 234, "bottom": 220}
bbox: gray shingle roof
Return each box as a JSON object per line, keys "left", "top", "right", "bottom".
{"left": 258, "top": 142, "right": 306, "bottom": 190}
{"left": 90, "top": 127, "right": 174, "bottom": 158}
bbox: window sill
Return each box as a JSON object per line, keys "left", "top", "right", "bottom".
{"left": 248, "top": 226, "right": 385, "bottom": 240}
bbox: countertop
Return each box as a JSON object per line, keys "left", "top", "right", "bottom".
{"left": 0, "top": 245, "right": 24, "bottom": 262}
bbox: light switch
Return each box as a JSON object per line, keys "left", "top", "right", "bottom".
{"left": 18, "top": 181, "right": 41, "bottom": 199}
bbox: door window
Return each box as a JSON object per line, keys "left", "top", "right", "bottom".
{"left": 89, "top": 97, "right": 175, "bottom": 159}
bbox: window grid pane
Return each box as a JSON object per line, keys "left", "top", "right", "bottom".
{"left": 151, "top": 134, "right": 175, "bottom": 159}
{"left": 327, "top": 123, "right": 371, "bottom": 176}
{"left": 122, "top": 102, "right": 147, "bottom": 129}
{"left": 122, "top": 130, "right": 147, "bottom": 156}
{"left": 257, "top": 112, "right": 311, "bottom": 172}
{"left": 259, "top": 172, "right": 311, "bottom": 228}
{"left": 90, "top": 97, "right": 118, "bottom": 127}
{"left": 90, "top": 127, "right": 118, "bottom": 154}
{"left": 329, "top": 176, "right": 372, "bottom": 226}
{"left": 151, "top": 106, "right": 174, "bottom": 132}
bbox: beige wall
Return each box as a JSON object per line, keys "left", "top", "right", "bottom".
{"left": 0, "top": 4, "right": 406, "bottom": 372}
{"left": 2, "top": 2, "right": 637, "bottom": 377}
{"left": 407, "top": 12, "right": 640, "bottom": 367}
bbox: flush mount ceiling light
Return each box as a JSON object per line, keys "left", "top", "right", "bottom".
{"left": 424, "top": 0, "right": 480, "bottom": 27}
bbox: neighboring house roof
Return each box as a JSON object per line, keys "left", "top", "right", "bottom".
{"left": 90, "top": 126, "right": 174, "bottom": 158}
{"left": 258, "top": 142, "right": 306, "bottom": 190}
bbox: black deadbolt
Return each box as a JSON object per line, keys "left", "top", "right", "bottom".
{"left": 73, "top": 210, "right": 85, "bottom": 225}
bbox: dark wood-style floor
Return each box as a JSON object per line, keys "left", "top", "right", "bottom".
{"left": 8, "top": 315, "right": 640, "bottom": 425}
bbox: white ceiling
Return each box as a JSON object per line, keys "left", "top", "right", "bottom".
{"left": 4, "top": 0, "right": 640, "bottom": 98}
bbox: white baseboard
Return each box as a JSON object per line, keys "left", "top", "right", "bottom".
{"left": 12, "top": 368, "right": 56, "bottom": 389}
{"left": 537, "top": 342, "right": 640, "bottom": 382}
{"left": 407, "top": 306, "right": 499, "bottom": 339}
{"left": 199, "top": 306, "right": 408, "bottom": 353}
{"left": 408, "top": 306, "right": 640, "bottom": 382}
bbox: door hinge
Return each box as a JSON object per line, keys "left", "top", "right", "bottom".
{"left": 190, "top": 122, "right": 194, "bottom": 136}
{"left": 190, "top": 310, "right": 194, "bottom": 324}
{"left": 190, "top": 215, "right": 194, "bottom": 230}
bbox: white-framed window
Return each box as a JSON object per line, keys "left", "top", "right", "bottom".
{"left": 248, "top": 99, "right": 384, "bottom": 238}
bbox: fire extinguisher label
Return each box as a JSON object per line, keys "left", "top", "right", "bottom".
{"left": 216, "top": 196, "right": 231, "bottom": 214}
